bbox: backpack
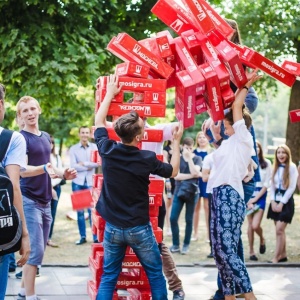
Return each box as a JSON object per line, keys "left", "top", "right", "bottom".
{"left": 0, "top": 129, "right": 22, "bottom": 256}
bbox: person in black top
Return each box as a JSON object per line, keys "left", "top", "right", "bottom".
{"left": 94, "top": 74, "right": 183, "bottom": 300}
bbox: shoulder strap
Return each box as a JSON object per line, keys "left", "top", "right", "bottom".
{"left": 0, "top": 129, "right": 14, "bottom": 163}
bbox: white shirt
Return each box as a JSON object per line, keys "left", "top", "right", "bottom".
{"left": 256, "top": 159, "right": 272, "bottom": 189}
{"left": 269, "top": 163, "right": 298, "bottom": 204}
{"left": 202, "top": 152, "right": 214, "bottom": 194}
{"left": 207, "top": 119, "right": 253, "bottom": 199}
{"left": 142, "top": 122, "right": 174, "bottom": 154}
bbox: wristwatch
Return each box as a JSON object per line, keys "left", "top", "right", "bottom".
{"left": 216, "top": 138, "right": 223, "bottom": 146}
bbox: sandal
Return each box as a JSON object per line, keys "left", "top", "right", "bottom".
{"left": 47, "top": 240, "right": 59, "bottom": 247}
{"left": 249, "top": 255, "right": 258, "bottom": 261}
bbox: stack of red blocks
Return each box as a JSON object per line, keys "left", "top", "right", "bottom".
{"left": 103, "top": 0, "right": 297, "bottom": 127}
{"left": 88, "top": 1, "right": 299, "bottom": 298}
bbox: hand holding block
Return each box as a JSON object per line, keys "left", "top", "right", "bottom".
{"left": 71, "top": 189, "right": 93, "bottom": 210}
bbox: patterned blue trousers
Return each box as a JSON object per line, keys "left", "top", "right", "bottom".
{"left": 210, "top": 185, "right": 253, "bottom": 296}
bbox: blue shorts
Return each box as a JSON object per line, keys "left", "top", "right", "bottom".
{"left": 23, "top": 196, "right": 52, "bottom": 265}
{"left": 251, "top": 187, "right": 267, "bottom": 210}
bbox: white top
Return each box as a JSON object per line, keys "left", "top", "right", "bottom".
{"left": 202, "top": 152, "right": 214, "bottom": 194}
{"left": 269, "top": 163, "right": 298, "bottom": 204}
{"left": 0, "top": 127, "right": 27, "bottom": 171}
{"left": 142, "top": 122, "right": 174, "bottom": 154}
{"left": 256, "top": 159, "right": 272, "bottom": 189}
{"left": 207, "top": 119, "right": 253, "bottom": 199}
{"left": 50, "top": 153, "right": 63, "bottom": 187}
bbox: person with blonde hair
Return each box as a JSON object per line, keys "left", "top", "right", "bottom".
{"left": 267, "top": 144, "right": 298, "bottom": 263}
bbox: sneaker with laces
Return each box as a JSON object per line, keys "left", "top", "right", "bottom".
{"left": 169, "top": 245, "right": 180, "bottom": 253}
{"left": 173, "top": 289, "right": 185, "bottom": 300}
{"left": 181, "top": 245, "right": 189, "bottom": 255}
{"left": 16, "top": 293, "right": 25, "bottom": 300}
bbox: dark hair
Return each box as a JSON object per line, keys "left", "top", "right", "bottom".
{"left": 225, "top": 19, "right": 242, "bottom": 45}
{"left": 79, "top": 126, "right": 89, "bottom": 133}
{"left": 49, "top": 135, "right": 56, "bottom": 155}
{"left": 114, "top": 111, "right": 142, "bottom": 144}
{"left": 256, "top": 140, "right": 267, "bottom": 169}
{"left": 0, "top": 83, "right": 6, "bottom": 100}
{"left": 224, "top": 105, "right": 252, "bottom": 129}
{"left": 182, "top": 137, "right": 194, "bottom": 147}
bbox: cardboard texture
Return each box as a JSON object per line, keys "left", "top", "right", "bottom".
{"left": 114, "top": 33, "right": 174, "bottom": 79}
{"left": 151, "top": 0, "right": 199, "bottom": 35}
{"left": 175, "top": 70, "right": 196, "bottom": 128}
{"left": 116, "top": 62, "right": 150, "bottom": 78}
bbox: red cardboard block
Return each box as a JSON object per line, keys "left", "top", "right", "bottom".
{"left": 289, "top": 109, "right": 300, "bottom": 123}
{"left": 175, "top": 70, "right": 196, "bottom": 128}
{"left": 196, "top": 32, "right": 230, "bottom": 89}
{"left": 149, "top": 193, "right": 163, "bottom": 206}
{"left": 281, "top": 60, "right": 300, "bottom": 76}
{"left": 114, "top": 33, "right": 174, "bottom": 79}
{"left": 151, "top": 0, "right": 199, "bottom": 35}
{"left": 174, "top": 36, "right": 205, "bottom": 95}
{"left": 119, "top": 77, "right": 167, "bottom": 92}
{"left": 107, "top": 127, "right": 163, "bottom": 143}
{"left": 106, "top": 36, "right": 136, "bottom": 63}
{"left": 107, "top": 102, "right": 166, "bottom": 118}
{"left": 144, "top": 91, "right": 166, "bottom": 105}
{"left": 240, "top": 46, "right": 296, "bottom": 87}
{"left": 221, "top": 86, "right": 235, "bottom": 108}
{"left": 215, "top": 40, "right": 248, "bottom": 88}
{"left": 156, "top": 34, "right": 174, "bottom": 59}
{"left": 181, "top": 29, "right": 204, "bottom": 65}
{"left": 150, "top": 217, "right": 158, "bottom": 230}
{"left": 195, "top": 95, "right": 207, "bottom": 114}
{"left": 200, "top": 63, "right": 224, "bottom": 122}
{"left": 181, "top": 0, "right": 215, "bottom": 34}
{"left": 149, "top": 178, "right": 165, "bottom": 193}
{"left": 139, "top": 37, "right": 161, "bottom": 57}
{"left": 71, "top": 189, "right": 93, "bottom": 210}
{"left": 116, "top": 62, "right": 150, "bottom": 78}
{"left": 200, "top": 0, "right": 234, "bottom": 38}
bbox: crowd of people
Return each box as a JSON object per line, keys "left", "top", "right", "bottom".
{"left": 0, "top": 21, "right": 300, "bottom": 300}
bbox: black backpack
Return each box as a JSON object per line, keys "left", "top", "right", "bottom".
{"left": 0, "top": 129, "right": 22, "bottom": 255}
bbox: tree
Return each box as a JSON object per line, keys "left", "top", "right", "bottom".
{"left": 0, "top": 0, "right": 160, "bottom": 152}
{"left": 216, "top": 0, "right": 300, "bottom": 163}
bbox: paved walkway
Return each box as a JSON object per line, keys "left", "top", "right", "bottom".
{"left": 6, "top": 265, "right": 300, "bottom": 300}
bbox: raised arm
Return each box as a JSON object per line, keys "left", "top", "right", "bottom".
{"left": 232, "top": 70, "right": 262, "bottom": 123}
{"left": 95, "top": 74, "right": 121, "bottom": 128}
{"left": 169, "top": 122, "right": 183, "bottom": 177}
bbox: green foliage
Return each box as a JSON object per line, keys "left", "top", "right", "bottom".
{"left": 0, "top": 0, "right": 160, "bottom": 144}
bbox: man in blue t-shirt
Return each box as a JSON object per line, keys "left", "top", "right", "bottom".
{"left": 94, "top": 74, "right": 183, "bottom": 300}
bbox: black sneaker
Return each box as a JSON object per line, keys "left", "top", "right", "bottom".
{"left": 9, "top": 267, "right": 16, "bottom": 273}
{"left": 15, "top": 268, "right": 40, "bottom": 279}
{"left": 173, "top": 289, "right": 185, "bottom": 300}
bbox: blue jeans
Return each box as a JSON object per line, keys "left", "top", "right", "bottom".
{"left": 8, "top": 253, "right": 17, "bottom": 269}
{"left": 0, "top": 254, "right": 9, "bottom": 300}
{"left": 97, "top": 222, "right": 167, "bottom": 300}
{"left": 170, "top": 193, "right": 198, "bottom": 247}
{"left": 71, "top": 182, "right": 96, "bottom": 241}
{"left": 213, "top": 180, "right": 255, "bottom": 299}
{"left": 23, "top": 196, "right": 52, "bottom": 265}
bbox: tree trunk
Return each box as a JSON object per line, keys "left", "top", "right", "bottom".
{"left": 286, "top": 80, "right": 300, "bottom": 166}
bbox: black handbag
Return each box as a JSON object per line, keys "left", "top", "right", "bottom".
{"left": 177, "top": 180, "right": 198, "bottom": 201}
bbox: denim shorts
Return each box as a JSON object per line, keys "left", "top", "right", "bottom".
{"left": 23, "top": 195, "right": 52, "bottom": 265}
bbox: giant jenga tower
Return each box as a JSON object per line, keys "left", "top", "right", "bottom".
{"left": 86, "top": 0, "right": 298, "bottom": 299}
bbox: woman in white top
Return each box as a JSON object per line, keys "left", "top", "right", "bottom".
{"left": 208, "top": 72, "right": 261, "bottom": 300}
{"left": 246, "top": 140, "right": 272, "bottom": 261}
{"left": 266, "top": 144, "right": 298, "bottom": 263}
